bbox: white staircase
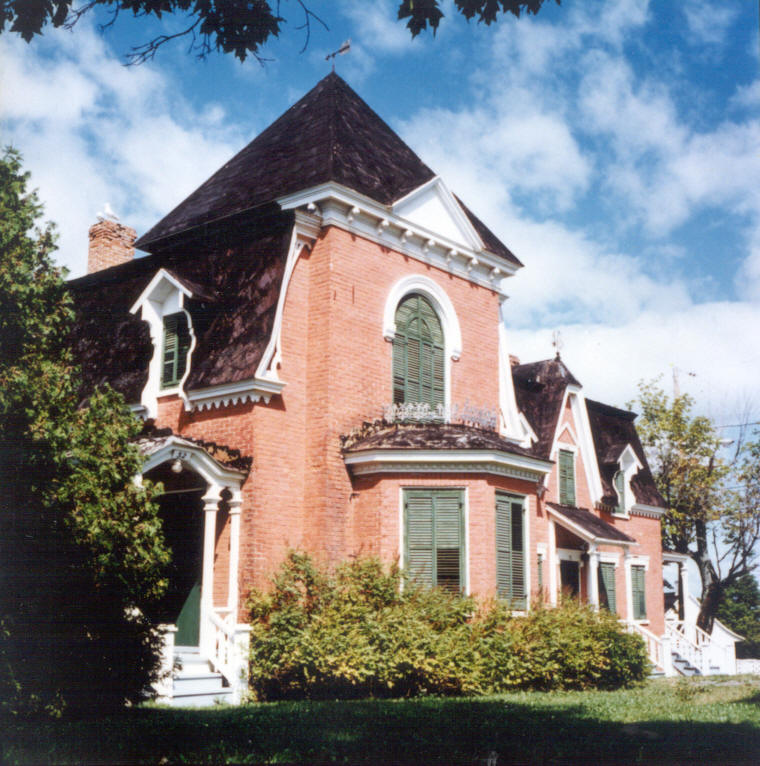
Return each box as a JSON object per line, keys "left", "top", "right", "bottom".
{"left": 168, "top": 647, "right": 234, "bottom": 707}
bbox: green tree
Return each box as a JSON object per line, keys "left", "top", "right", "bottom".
{"left": 716, "top": 573, "right": 760, "bottom": 658}
{"left": 0, "top": 147, "right": 169, "bottom": 716}
{"left": 632, "top": 380, "right": 760, "bottom": 633}
{"left": 0, "top": 0, "right": 559, "bottom": 64}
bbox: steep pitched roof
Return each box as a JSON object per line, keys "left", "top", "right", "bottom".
{"left": 135, "top": 73, "right": 519, "bottom": 267}
{"left": 585, "top": 398, "right": 666, "bottom": 509}
{"left": 69, "top": 211, "right": 293, "bottom": 403}
{"left": 511, "top": 357, "right": 581, "bottom": 458}
{"left": 137, "top": 73, "right": 436, "bottom": 250}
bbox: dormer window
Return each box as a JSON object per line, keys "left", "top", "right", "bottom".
{"left": 161, "top": 313, "right": 191, "bottom": 389}
{"left": 612, "top": 445, "right": 642, "bottom": 517}
{"left": 130, "top": 269, "right": 196, "bottom": 418}
{"left": 613, "top": 470, "right": 625, "bottom": 516}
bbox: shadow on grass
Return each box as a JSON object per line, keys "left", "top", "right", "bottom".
{"left": 4, "top": 693, "right": 760, "bottom": 765}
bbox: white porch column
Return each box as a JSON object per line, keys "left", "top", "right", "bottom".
{"left": 587, "top": 547, "right": 599, "bottom": 608}
{"left": 548, "top": 519, "right": 558, "bottom": 606}
{"left": 227, "top": 489, "right": 243, "bottom": 616}
{"left": 199, "top": 485, "right": 221, "bottom": 655}
{"left": 624, "top": 550, "right": 633, "bottom": 622}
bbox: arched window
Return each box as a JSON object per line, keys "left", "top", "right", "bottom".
{"left": 392, "top": 293, "right": 445, "bottom": 407}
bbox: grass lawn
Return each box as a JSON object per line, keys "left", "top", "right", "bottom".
{"left": 3, "top": 676, "right": 760, "bottom": 765}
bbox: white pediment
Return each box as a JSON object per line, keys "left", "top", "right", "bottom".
{"left": 392, "top": 177, "right": 484, "bottom": 252}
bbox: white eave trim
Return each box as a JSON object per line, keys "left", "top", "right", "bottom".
{"left": 141, "top": 435, "right": 247, "bottom": 486}
{"left": 546, "top": 505, "right": 637, "bottom": 548}
{"left": 344, "top": 448, "right": 551, "bottom": 481}
{"left": 662, "top": 550, "right": 690, "bottom": 564}
{"left": 630, "top": 503, "right": 666, "bottom": 519}
{"left": 129, "top": 268, "right": 193, "bottom": 315}
{"left": 186, "top": 376, "right": 285, "bottom": 412}
{"left": 276, "top": 182, "right": 519, "bottom": 296}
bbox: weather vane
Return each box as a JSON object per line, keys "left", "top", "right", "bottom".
{"left": 552, "top": 330, "right": 563, "bottom": 360}
{"left": 326, "top": 40, "right": 351, "bottom": 72}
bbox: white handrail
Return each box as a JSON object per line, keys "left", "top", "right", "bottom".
{"left": 665, "top": 621, "right": 708, "bottom": 674}
{"left": 209, "top": 608, "right": 237, "bottom": 682}
{"left": 625, "top": 622, "right": 671, "bottom": 674}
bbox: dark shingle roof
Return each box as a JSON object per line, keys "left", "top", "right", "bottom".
{"left": 135, "top": 73, "right": 520, "bottom": 267}
{"left": 137, "top": 72, "right": 436, "bottom": 250}
{"left": 69, "top": 211, "right": 293, "bottom": 403}
{"left": 341, "top": 421, "right": 542, "bottom": 460}
{"left": 546, "top": 502, "right": 636, "bottom": 544}
{"left": 512, "top": 357, "right": 581, "bottom": 458}
{"left": 585, "top": 398, "right": 666, "bottom": 509}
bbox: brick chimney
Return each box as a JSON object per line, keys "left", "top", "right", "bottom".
{"left": 509, "top": 354, "right": 521, "bottom": 368}
{"left": 88, "top": 218, "right": 136, "bottom": 273}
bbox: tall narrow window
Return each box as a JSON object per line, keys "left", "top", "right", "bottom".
{"left": 598, "top": 562, "right": 617, "bottom": 614}
{"left": 631, "top": 564, "right": 647, "bottom": 620}
{"left": 496, "top": 493, "right": 526, "bottom": 608}
{"left": 161, "top": 312, "right": 191, "bottom": 388}
{"left": 558, "top": 449, "right": 576, "bottom": 506}
{"left": 393, "top": 294, "right": 444, "bottom": 408}
{"left": 613, "top": 470, "right": 626, "bottom": 515}
{"left": 404, "top": 489, "right": 464, "bottom": 592}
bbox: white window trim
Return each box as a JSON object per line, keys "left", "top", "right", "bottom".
{"left": 398, "top": 485, "right": 469, "bottom": 595}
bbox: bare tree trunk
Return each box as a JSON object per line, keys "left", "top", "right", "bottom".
{"left": 694, "top": 518, "right": 720, "bottom": 633}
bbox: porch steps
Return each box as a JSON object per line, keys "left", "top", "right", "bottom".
{"left": 671, "top": 651, "right": 700, "bottom": 677}
{"left": 168, "top": 647, "right": 233, "bottom": 707}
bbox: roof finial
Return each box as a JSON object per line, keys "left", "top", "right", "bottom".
{"left": 552, "top": 330, "right": 563, "bottom": 360}
{"left": 326, "top": 39, "right": 351, "bottom": 72}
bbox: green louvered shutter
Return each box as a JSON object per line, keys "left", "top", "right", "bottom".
{"left": 434, "top": 491, "right": 463, "bottom": 592}
{"left": 495, "top": 493, "right": 526, "bottom": 608}
{"left": 614, "top": 470, "right": 626, "bottom": 514}
{"left": 392, "top": 294, "right": 444, "bottom": 409}
{"left": 404, "top": 489, "right": 463, "bottom": 592}
{"left": 598, "top": 562, "right": 617, "bottom": 614}
{"left": 405, "top": 491, "right": 434, "bottom": 587}
{"left": 558, "top": 449, "right": 576, "bottom": 506}
{"left": 161, "top": 312, "right": 191, "bottom": 388}
{"left": 631, "top": 565, "right": 647, "bottom": 620}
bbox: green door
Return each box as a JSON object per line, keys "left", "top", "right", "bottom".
{"left": 155, "top": 490, "right": 205, "bottom": 647}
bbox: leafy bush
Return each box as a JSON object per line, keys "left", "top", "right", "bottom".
{"left": 247, "top": 553, "right": 648, "bottom": 700}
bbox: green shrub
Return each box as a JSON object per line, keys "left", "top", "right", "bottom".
{"left": 247, "top": 553, "right": 648, "bottom": 701}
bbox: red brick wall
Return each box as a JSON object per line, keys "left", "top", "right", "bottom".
{"left": 147, "top": 224, "right": 664, "bottom": 635}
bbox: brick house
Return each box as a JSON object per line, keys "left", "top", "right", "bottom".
{"left": 69, "top": 73, "right": 672, "bottom": 703}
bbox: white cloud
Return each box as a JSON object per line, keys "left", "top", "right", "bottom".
{"left": 0, "top": 21, "right": 243, "bottom": 278}
{"left": 508, "top": 300, "right": 760, "bottom": 417}
{"left": 683, "top": 0, "right": 739, "bottom": 47}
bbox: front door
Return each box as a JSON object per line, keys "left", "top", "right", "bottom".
{"left": 154, "top": 487, "right": 205, "bottom": 647}
{"left": 560, "top": 559, "right": 580, "bottom": 598}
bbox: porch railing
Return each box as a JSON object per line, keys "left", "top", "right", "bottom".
{"left": 625, "top": 622, "right": 673, "bottom": 676}
{"left": 207, "top": 607, "right": 250, "bottom": 703}
{"left": 665, "top": 620, "right": 710, "bottom": 674}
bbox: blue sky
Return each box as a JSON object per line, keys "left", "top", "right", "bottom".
{"left": 2, "top": 0, "right": 758, "bottom": 423}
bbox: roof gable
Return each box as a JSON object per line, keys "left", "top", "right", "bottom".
{"left": 392, "top": 177, "right": 484, "bottom": 251}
